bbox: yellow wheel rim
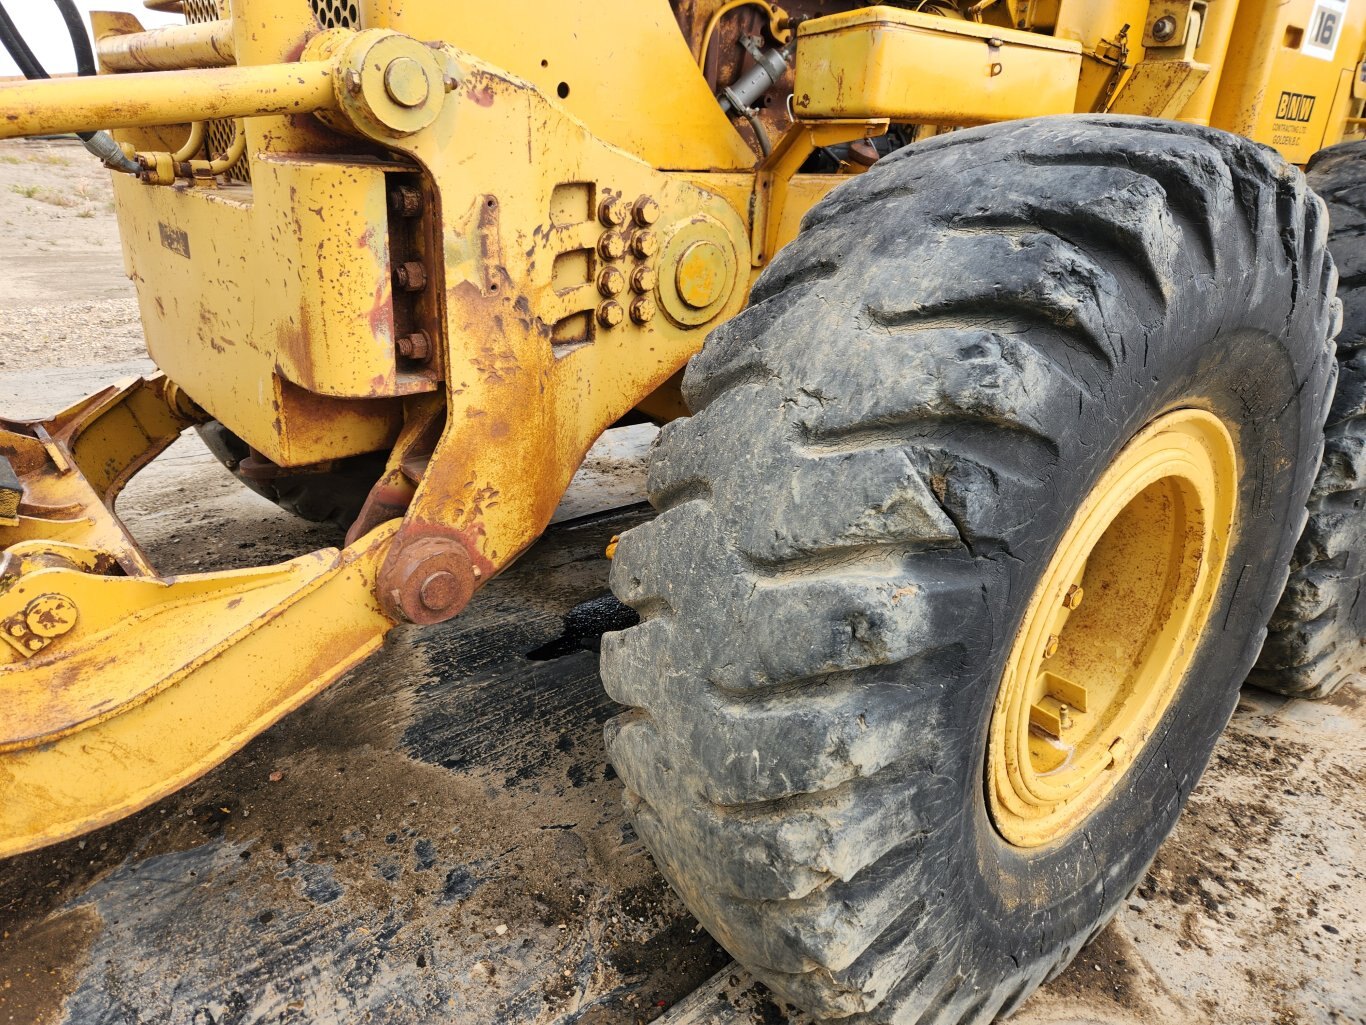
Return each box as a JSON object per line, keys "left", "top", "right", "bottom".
{"left": 987, "top": 409, "right": 1238, "bottom": 849}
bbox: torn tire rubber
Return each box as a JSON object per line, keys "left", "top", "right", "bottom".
{"left": 1252, "top": 140, "right": 1366, "bottom": 699}
{"left": 196, "top": 421, "right": 385, "bottom": 531}
{"left": 600, "top": 116, "right": 1338, "bottom": 1025}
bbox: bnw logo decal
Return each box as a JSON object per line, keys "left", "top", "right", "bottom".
{"left": 1276, "top": 91, "right": 1317, "bottom": 123}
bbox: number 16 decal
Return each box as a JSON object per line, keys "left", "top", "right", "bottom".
{"left": 1303, "top": 0, "right": 1348, "bottom": 60}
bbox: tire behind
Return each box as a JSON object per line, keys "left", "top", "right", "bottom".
{"left": 1253, "top": 140, "right": 1366, "bottom": 698}
{"left": 601, "top": 116, "right": 1338, "bottom": 1024}
{"left": 196, "top": 421, "right": 385, "bottom": 531}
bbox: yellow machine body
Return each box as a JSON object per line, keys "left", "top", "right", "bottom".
{"left": 0, "top": 0, "right": 1362, "bottom": 856}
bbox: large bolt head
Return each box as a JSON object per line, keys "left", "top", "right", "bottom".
{"left": 419, "top": 570, "right": 460, "bottom": 613}
{"left": 384, "top": 57, "right": 431, "bottom": 108}
{"left": 630, "top": 230, "right": 659, "bottom": 260}
{"left": 675, "top": 240, "right": 728, "bottom": 309}
{"left": 598, "top": 197, "right": 628, "bottom": 227}
{"left": 598, "top": 232, "right": 627, "bottom": 262}
{"left": 629, "top": 296, "right": 657, "bottom": 325}
{"left": 377, "top": 537, "right": 477, "bottom": 625}
{"left": 631, "top": 266, "right": 657, "bottom": 293}
{"left": 598, "top": 266, "right": 626, "bottom": 297}
{"left": 597, "top": 301, "right": 625, "bottom": 328}
{"left": 25, "top": 594, "right": 78, "bottom": 639}
{"left": 632, "top": 196, "right": 661, "bottom": 226}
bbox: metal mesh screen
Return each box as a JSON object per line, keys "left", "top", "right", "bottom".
{"left": 310, "top": 0, "right": 359, "bottom": 29}
{"left": 184, "top": 0, "right": 249, "bottom": 182}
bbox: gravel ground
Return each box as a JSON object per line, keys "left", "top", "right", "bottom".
{"left": 0, "top": 138, "right": 1360, "bottom": 1025}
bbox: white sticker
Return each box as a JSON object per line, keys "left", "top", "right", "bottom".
{"left": 1302, "top": 0, "right": 1349, "bottom": 61}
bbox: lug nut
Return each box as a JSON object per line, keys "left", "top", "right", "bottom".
{"left": 598, "top": 232, "right": 626, "bottom": 262}
{"left": 395, "top": 261, "right": 428, "bottom": 291}
{"left": 1062, "top": 585, "right": 1084, "bottom": 610}
{"left": 397, "top": 331, "right": 432, "bottom": 360}
{"left": 1043, "top": 634, "right": 1060, "bottom": 659}
{"left": 630, "top": 295, "right": 657, "bottom": 324}
{"left": 598, "top": 266, "right": 626, "bottom": 297}
{"left": 630, "top": 230, "right": 659, "bottom": 259}
{"left": 598, "top": 197, "right": 628, "bottom": 227}
{"left": 597, "top": 301, "right": 625, "bottom": 328}
{"left": 389, "top": 185, "right": 423, "bottom": 217}
{"left": 631, "top": 266, "right": 657, "bottom": 293}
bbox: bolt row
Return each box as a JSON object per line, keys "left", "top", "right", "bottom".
{"left": 596, "top": 193, "right": 660, "bottom": 327}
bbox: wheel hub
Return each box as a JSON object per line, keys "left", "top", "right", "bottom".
{"left": 987, "top": 409, "right": 1238, "bottom": 848}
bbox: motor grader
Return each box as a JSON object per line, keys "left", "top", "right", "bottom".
{"left": 0, "top": 0, "right": 1362, "bottom": 1021}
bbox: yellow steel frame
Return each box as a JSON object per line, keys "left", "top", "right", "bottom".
{"left": 0, "top": 0, "right": 1364, "bottom": 856}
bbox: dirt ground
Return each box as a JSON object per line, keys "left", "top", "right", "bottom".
{"left": 0, "top": 139, "right": 1360, "bottom": 1025}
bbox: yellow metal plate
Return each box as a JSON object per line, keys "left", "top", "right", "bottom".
{"left": 793, "top": 6, "right": 1082, "bottom": 123}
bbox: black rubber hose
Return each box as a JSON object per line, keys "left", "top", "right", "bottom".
{"left": 0, "top": 2, "right": 50, "bottom": 81}
{"left": 52, "top": 0, "right": 97, "bottom": 78}
{"left": 51, "top": 0, "right": 97, "bottom": 78}
{"left": 0, "top": 0, "right": 98, "bottom": 142}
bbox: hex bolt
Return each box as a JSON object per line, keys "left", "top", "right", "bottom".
{"left": 598, "top": 232, "right": 627, "bottom": 262}
{"left": 630, "top": 295, "right": 657, "bottom": 325}
{"left": 344, "top": 68, "right": 363, "bottom": 95}
{"left": 630, "top": 230, "right": 659, "bottom": 260}
{"left": 1043, "top": 634, "right": 1060, "bottom": 659}
{"left": 597, "top": 266, "right": 626, "bottom": 297}
{"left": 397, "top": 331, "right": 432, "bottom": 360}
{"left": 598, "top": 197, "right": 628, "bottom": 227}
{"left": 597, "top": 301, "right": 625, "bottom": 328}
{"left": 377, "top": 536, "right": 476, "bottom": 625}
{"left": 1152, "top": 14, "right": 1178, "bottom": 42}
{"left": 632, "top": 196, "right": 661, "bottom": 226}
{"left": 395, "top": 261, "right": 428, "bottom": 291}
{"left": 389, "top": 185, "right": 423, "bottom": 217}
{"left": 631, "top": 266, "right": 657, "bottom": 293}
{"left": 1062, "top": 584, "right": 1085, "bottom": 610}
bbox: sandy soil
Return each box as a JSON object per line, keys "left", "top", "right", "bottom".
{"left": 0, "top": 138, "right": 1360, "bottom": 1025}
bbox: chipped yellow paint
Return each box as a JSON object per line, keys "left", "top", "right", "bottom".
{"left": 0, "top": 0, "right": 1362, "bottom": 857}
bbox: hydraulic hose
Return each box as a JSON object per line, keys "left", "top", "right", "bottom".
{"left": 51, "top": 0, "right": 97, "bottom": 77}
{"left": 0, "top": 0, "right": 141, "bottom": 172}
{"left": 0, "top": 3, "right": 50, "bottom": 81}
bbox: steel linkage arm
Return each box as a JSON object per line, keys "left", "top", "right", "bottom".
{"left": 0, "top": 26, "right": 460, "bottom": 161}
{"left": 0, "top": 376, "right": 400, "bottom": 857}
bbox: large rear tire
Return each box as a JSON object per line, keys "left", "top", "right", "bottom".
{"left": 601, "top": 116, "right": 1338, "bottom": 1024}
{"left": 1253, "top": 140, "right": 1366, "bottom": 698}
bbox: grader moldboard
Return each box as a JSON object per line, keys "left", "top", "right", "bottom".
{"left": 0, "top": 1, "right": 1363, "bottom": 1021}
